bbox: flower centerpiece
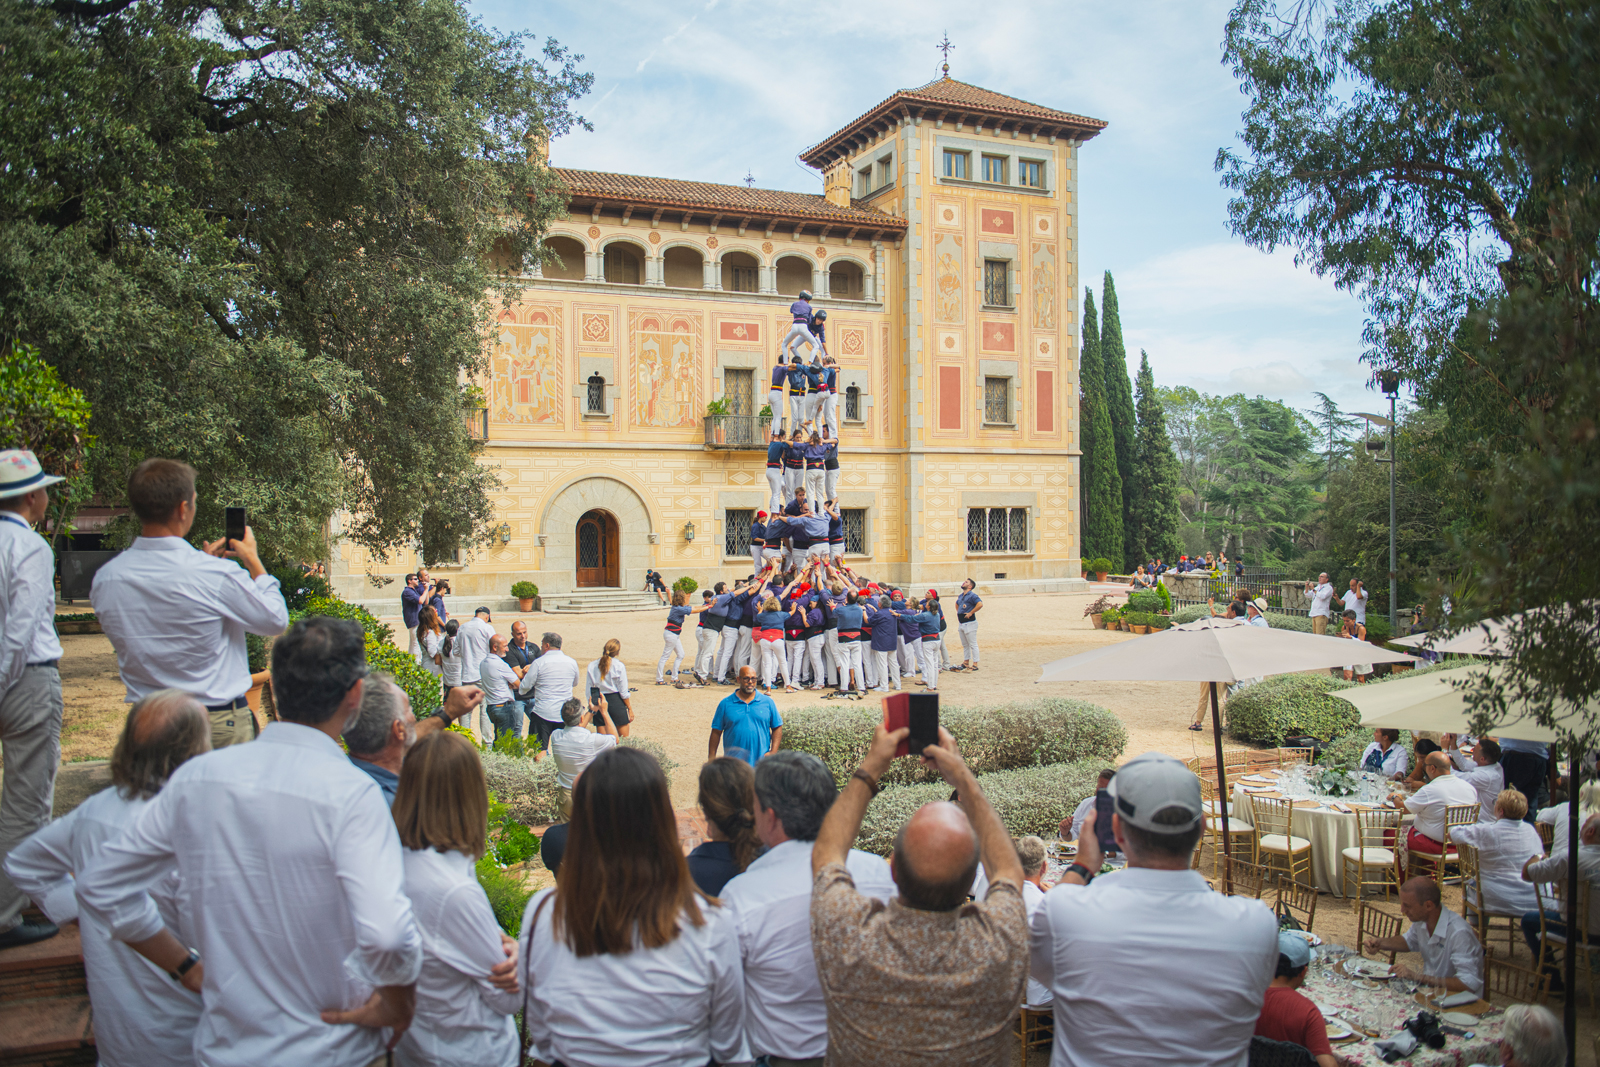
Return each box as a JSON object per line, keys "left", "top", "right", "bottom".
{"left": 1313, "top": 766, "right": 1360, "bottom": 798}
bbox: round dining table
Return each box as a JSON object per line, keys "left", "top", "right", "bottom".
{"left": 1302, "top": 961, "right": 1503, "bottom": 1067}
{"left": 1230, "top": 770, "right": 1398, "bottom": 897}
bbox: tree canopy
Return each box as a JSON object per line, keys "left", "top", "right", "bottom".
{"left": 1126, "top": 351, "right": 1184, "bottom": 565}
{"left": 0, "top": 0, "right": 591, "bottom": 561}
{"left": 1078, "top": 288, "right": 1124, "bottom": 569}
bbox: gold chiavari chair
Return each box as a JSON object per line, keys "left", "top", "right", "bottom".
{"left": 1251, "top": 796, "right": 1313, "bottom": 886}
{"left": 1341, "top": 807, "right": 1401, "bottom": 901}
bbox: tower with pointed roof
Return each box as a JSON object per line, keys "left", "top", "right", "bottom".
{"left": 327, "top": 76, "right": 1105, "bottom": 604}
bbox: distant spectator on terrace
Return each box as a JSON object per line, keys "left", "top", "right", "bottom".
{"left": 1128, "top": 565, "right": 1154, "bottom": 589}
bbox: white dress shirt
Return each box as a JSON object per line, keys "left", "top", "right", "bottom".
{"left": 1451, "top": 819, "right": 1544, "bottom": 914}
{"left": 520, "top": 650, "right": 580, "bottom": 723}
{"left": 1067, "top": 796, "right": 1095, "bottom": 840}
{"left": 1340, "top": 588, "right": 1368, "bottom": 623}
{"left": 416, "top": 631, "right": 443, "bottom": 677}
{"left": 90, "top": 536, "right": 288, "bottom": 704}
{"left": 1030, "top": 866, "right": 1278, "bottom": 1067}
{"left": 719, "top": 839, "right": 895, "bottom": 1059}
{"left": 1536, "top": 802, "right": 1589, "bottom": 855}
{"left": 1525, "top": 844, "right": 1600, "bottom": 930}
{"left": 1408, "top": 773, "right": 1480, "bottom": 842}
{"left": 1402, "top": 906, "right": 1484, "bottom": 995}
{"left": 479, "top": 656, "right": 519, "bottom": 705}
{"left": 76, "top": 722, "right": 422, "bottom": 1067}
{"left": 519, "top": 890, "right": 751, "bottom": 1067}
{"left": 456, "top": 617, "right": 496, "bottom": 682}
{"left": 2, "top": 788, "right": 201, "bottom": 1065}
{"left": 1448, "top": 757, "right": 1505, "bottom": 823}
{"left": 441, "top": 636, "right": 464, "bottom": 687}
{"left": 1306, "top": 582, "right": 1334, "bottom": 617}
{"left": 0, "top": 512, "right": 62, "bottom": 693}
{"left": 1360, "top": 741, "right": 1409, "bottom": 778}
{"left": 585, "top": 657, "right": 629, "bottom": 695}
{"left": 1020, "top": 880, "right": 1053, "bottom": 1010}
{"left": 549, "top": 727, "right": 616, "bottom": 789}
{"left": 396, "top": 847, "right": 519, "bottom": 1067}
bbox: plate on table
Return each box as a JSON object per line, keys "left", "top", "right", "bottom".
{"left": 1337, "top": 959, "right": 1393, "bottom": 980}
{"left": 1323, "top": 1020, "right": 1355, "bottom": 1042}
{"left": 1286, "top": 929, "right": 1323, "bottom": 948}
{"left": 1415, "top": 991, "right": 1492, "bottom": 1015}
{"left": 1441, "top": 1011, "right": 1480, "bottom": 1026}
{"left": 1240, "top": 774, "right": 1275, "bottom": 783}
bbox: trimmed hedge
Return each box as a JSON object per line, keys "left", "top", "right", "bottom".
{"left": 1172, "top": 604, "right": 1314, "bottom": 632}
{"left": 854, "top": 761, "right": 1103, "bottom": 856}
{"left": 1225, "top": 661, "right": 1457, "bottom": 746}
{"left": 1318, "top": 726, "right": 1414, "bottom": 769}
{"left": 781, "top": 698, "right": 1126, "bottom": 789}
{"left": 482, "top": 738, "right": 678, "bottom": 825}
{"left": 288, "top": 596, "right": 440, "bottom": 717}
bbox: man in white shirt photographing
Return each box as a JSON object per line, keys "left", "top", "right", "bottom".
{"left": 92, "top": 458, "right": 289, "bottom": 750}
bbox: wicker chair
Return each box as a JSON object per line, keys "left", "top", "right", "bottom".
{"left": 1276, "top": 747, "right": 1315, "bottom": 767}
{"left": 1456, "top": 841, "right": 1523, "bottom": 957}
{"left": 1015, "top": 1007, "right": 1053, "bottom": 1065}
{"left": 1341, "top": 807, "right": 1401, "bottom": 901}
{"left": 1532, "top": 878, "right": 1596, "bottom": 1007}
{"left": 1275, "top": 875, "right": 1319, "bottom": 934}
{"left": 1251, "top": 796, "right": 1313, "bottom": 886}
{"left": 1483, "top": 957, "right": 1551, "bottom": 1005}
{"left": 1357, "top": 902, "right": 1403, "bottom": 965}
{"left": 1409, "top": 804, "right": 1480, "bottom": 885}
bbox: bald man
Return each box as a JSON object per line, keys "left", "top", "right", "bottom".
{"left": 809, "top": 722, "right": 1027, "bottom": 1064}
{"left": 1392, "top": 750, "right": 1478, "bottom": 869}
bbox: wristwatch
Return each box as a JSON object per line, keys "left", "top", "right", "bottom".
{"left": 1065, "top": 862, "right": 1096, "bottom": 885}
{"left": 169, "top": 947, "right": 200, "bottom": 982}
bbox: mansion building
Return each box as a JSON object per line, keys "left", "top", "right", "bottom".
{"left": 331, "top": 76, "right": 1105, "bottom": 608}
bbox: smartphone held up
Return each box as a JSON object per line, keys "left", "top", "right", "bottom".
{"left": 883, "top": 691, "right": 939, "bottom": 758}
{"left": 224, "top": 507, "right": 246, "bottom": 547}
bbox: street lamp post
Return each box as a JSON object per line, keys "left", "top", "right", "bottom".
{"left": 1377, "top": 372, "right": 1401, "bottom": 634}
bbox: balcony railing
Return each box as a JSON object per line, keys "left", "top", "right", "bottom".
{"left": 703, "top": 415, "right": 779, "bottom": 450}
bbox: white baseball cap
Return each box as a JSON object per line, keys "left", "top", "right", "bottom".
{"left": 1107, "top": 752, "right": 1204, "bottom": 833}
{"left": 0, "top": 450, "right": 64, "bottom": 500}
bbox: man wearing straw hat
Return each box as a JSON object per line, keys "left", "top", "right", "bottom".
{"left": 0, "top": 450, "right": 68, "bottom": 949}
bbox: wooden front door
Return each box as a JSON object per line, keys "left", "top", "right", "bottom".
{"left": 576, "top": 510, "right": 618, "bottom": 587}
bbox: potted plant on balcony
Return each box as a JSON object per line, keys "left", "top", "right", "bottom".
{"left": 706, "top": 397, "right": 731, "bottom": 445}
{"left": 511, "top": 581, "right": 539, "bottom": 613}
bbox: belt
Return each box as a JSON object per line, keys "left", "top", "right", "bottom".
{"left": 206, "top": 695, "right": 249, "bottom": 711}
{"left": 25, "top": 659, "right": 59, "bottom": 669}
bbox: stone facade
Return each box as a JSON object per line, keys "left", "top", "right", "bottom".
{"left": 330, "top": 79, "right": 1106, "bottom": 606}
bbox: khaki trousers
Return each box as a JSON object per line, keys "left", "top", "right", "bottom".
{"left": 209, "top": 706, "right": 257, "bottom": 750}
{"left": 1311, "top": 615, "right": 1328, "bottom": 636}
{"left": 0, "top": 665, "right": 63, "bottom": 929}
{"left": 1194, "top": 682, "right": 1224, "bottom": 725}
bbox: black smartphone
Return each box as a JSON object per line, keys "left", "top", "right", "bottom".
{"left": 907, "top": 692, "right": 939, "bottom": 757}
{"left": 224, "top": 507, "right": 246, "bottom": 546}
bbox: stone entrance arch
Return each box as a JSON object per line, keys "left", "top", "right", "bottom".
{"left": 539, "top": 475, "right": 655, "bottom": 591}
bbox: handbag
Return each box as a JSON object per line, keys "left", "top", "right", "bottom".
{"left": 518, "top": 893, "right": 555, "bottom": 1066}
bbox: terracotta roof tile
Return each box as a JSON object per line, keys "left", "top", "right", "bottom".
{"left": 801, "top": 77, "right": 1107, "bottom": 166}
{"left": 553, "top": 168, "right": 905, "bottom": 229}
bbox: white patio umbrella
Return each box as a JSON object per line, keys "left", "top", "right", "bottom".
{"left": 1389, "top": 618, "right": 1509, "bottom": 655}
{"left": 1038, "top": 616, "right": 1417, "bottom": 876}
{"left": 1333, "top": 665, "right": 1598, "bottom": 1058}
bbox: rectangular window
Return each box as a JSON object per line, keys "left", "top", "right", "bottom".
{"left": 858, "top": 166, "right": 872, "bottom": 196}
{"left": 723, "top": 369, "right": 753, "bottom": 416}
{"left": 1019, "top": 160, "right": 1043, "bottom": 188}
{"left": 731, "top": 266, "right": 758, "bottom": 293}
{"left": 983, "top": 260, "right": 1011, "bottom": 307}
{"left": 943, "top": 150, "right": 969, "bottom": 180}
{"left": 984, "top": 377, "right": 1011, "bottom": 424}
{"left": 981, "top": 155, "right": 1007, "bottom": 183}
{"left": 842, "top": 509, "right": 867, "bottom": 554}
{"left": 966, "top": 508, "right": 1030, "bottom": 552}
{"left": 724, "top": 509, "right": 754, "bottom": 557}
{"left": 844, "top": 385, "right": 862, "bottom": 422}
{"left": 585, "top": 375, "right": 607, "bottom": 414}
{"left": 877, "top": 156, "right": 893, "bottom": 187}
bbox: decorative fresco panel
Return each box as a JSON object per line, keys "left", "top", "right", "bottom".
{"left": 717, "top": 320, "right": 762, "bottom": 345}
{"left": 629, "top": 311, "right": 702, "bottom": 430}
{"left": 979, "top": 320, "right": 1016, "bottom": 353}
{"left": 934, "top": 232, "right": 964, "bottom": 324}
{"left": 978, "top": 207, "right": 1016, "bottom": 236}
{"left": 490, "top": 306, "right": 562, "bottom": 426}
{"left": 1031, "top": 242, "right": 1057, "bottom": 330}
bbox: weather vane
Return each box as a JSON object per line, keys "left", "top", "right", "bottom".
{"left": 938, "top": 32, "right": 953, "bottom": 77}
{"left": 744, "top": 170, "right": 755, "bottom": 188}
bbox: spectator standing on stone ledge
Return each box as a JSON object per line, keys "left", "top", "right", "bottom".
{"left": 92, "top": 458, "right": 289, "bottom": 753}
{"left": 0, "top": 449, "right": 68, "bottom": 951}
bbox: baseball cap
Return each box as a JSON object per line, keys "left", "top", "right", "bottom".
{"left": 1277, "top": 930, "right": 1310, "bottom": 969}
{"left": 1253, "top": 597, "right": 1269, "bottom": 613}
{"left": 475, "top": 606, "right": 492, "bottom": 620}
{"left": 1106, "top": 752, "right": 1203, "bottom": 833}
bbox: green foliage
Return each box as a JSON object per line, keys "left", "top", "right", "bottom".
{"left": 487, "top": 790, "right": 541, "bottom": 866}
{"left": 1363, "top": 615, "right": 1392, "bottom": 644}
{"left": 271, "top": 567, "right": 332, "bottom": 613}
{"left": 855, "top": 762, "right": 1104, "bottom": 856}
{"left": 0, "top": 341, "right": 95, "bottom": 549}
{"left": 1087, "top": 557, "right": 1114, "bottom": 574}
{"left": 475, "top": 856, "right": 534, "bottom": 935}
{"left": 1127, "top": 590, "right": 1163, "bottom": 614}
{"left": 1227, "top": 662, "right": 1455, "bottom": 745}
{"left": 305, "top": 595, "right": 393, "bottom": 645}
{"left": 672, "top": 576, "right": 698, "bottom": 596}
{"left": 1078, "top": 290, "right": 1124, "bottom": 570}
{"left": 1149, "top": 614, "right": 1173, "bottom": 631}
{"left": 0, "top": 0, "right": 592, "bottom": 563}
{"left": 510, "top": 581, "right": 539, "bottom": 599}
{"left": 1098, "top": 274, "right": 1139, "bottom": 564}
{"left": 705, "top": 397, "right": 732, "bottom": 417}
{"left": 1318, "top": 727, "right": 1413, "bottom": 770}
{"left": 481, "top": 738, "right": 677, "bottom": 825}
{"left": 1101, "top": 606, "right": 1123, "bottom": 624}
{"left": 1156, "top": 581, "right": 1174, "bottom": 613}
{"left": 1125, "top": 611, "right": 1152, "bottom": 628}
{"left": 295, "top": 593, "right": 438, "bottom": 717}
{"left": 781, "top": 698, "right": 1127, "bottom": 790}
{"left": 1127, "top": 352, "right": 1186, "bottom": 565}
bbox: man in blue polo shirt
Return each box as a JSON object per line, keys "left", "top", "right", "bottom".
{"left": 709, "top": 666, "right": 783, "bottom": 765}
{"left": 955, "top": 578, "right": 983, "bottom": 672}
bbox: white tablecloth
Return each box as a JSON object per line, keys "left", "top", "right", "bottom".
{"left": 1230, "top": 783, "right": 1369, "bottom": 896}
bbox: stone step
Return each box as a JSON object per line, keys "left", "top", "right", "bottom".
{"left": 0, "top": 994, "right": 95, "bottom": 1063}
{"left": 0, "top": 924, "right": 85, "bottom": 1004}
{"left": 543, "top": 591, "right": 666, "bottom": 614}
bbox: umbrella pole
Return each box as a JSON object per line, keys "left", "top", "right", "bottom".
{"left": 1564, "top": 747, "right": 1578, "bottom": 1067}
{"left": 1210, "top": 681, "right": 1232, "bottom": 895}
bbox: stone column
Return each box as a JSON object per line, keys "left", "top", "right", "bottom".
{"left": 759, "top": 264, "right": 775, "bottom": 295}
{"left": 703, "top": 258, "right": 717, "bottom": 290}
{"left": 584, "top": 250, "right": 600, "bottom": 283}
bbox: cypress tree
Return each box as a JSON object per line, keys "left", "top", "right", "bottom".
{"left": 1099, "top": 272, "right": 1139, "bottom": 563}
{"left": 1127, "top": 350, "right": 1185, "bottom": 565}
{"left": 1078, "top": 287, "right": 1124, "bottom": 570}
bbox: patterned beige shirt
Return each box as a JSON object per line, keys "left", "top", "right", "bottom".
{"left": 810, "top": 862, "right": 1028, "bottom": 1066}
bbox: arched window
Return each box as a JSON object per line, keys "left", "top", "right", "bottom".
{"left": 721, "top": 251, "right": 759, "bottom": 293}
{"left": 774, "top": 255, "right": 813, "bottom": 297}
{"left": 541, "top": 235, "right": 586, "bottom": 281}
{"left": 844, "top": 385, "right": 862, "bottom": 422}
{"left": 586, "top": 374, "right": 606, "bottom": 414}
{"left": 662, "top": 246, "right": 704, "bottom": 289}
{"left": 603, "top": 244, "right": 643, "bottom": 284}
{"left": 829, "top": 261, "right": 865, "bottom": 301}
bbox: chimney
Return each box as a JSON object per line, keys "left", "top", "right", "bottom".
{"left": 823, "top": 161, "right": 851, "bottom": 208}
{"left": 527, "top": 127, "right": 549, "bottom": 165}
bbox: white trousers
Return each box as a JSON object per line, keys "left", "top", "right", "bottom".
{"left": 959, "top": 620, "right": 980, "bottom": 663}
{"left": 834, "top": 640, "right": 863, "bottom": 691}
{"left": 768, "top": 389, "right": 785, "bottom": 434}
{"left": 788, "top": 394, "right": 806, "bottom": 433}
{"left": 805, "top": 634, "right": 827, "bottom": 688}
{"left": 786, "top": 639, "right": 807, "bottom": 686}
{"left": 766, "top": 468, "right": 785, "bottom": 514}
{"left": 805, "top": 469, "right": 825, "bottom": 510}
{"left": 750, "top": 545, "right": 764, "bottom": 573}
{"left": 783, "top": 322, "right": 820, "bottom": 363}
{"left": 759, "top": 639, "right": 784, "bottom": 689}
{"left": 919, "top": 640, "right": 940, "bottom": 691}
{"left": 862, "top": 645, "right": 878, "bottom": 688}
{"left": 657, "top": 631, "right": 683, "bottom": 682}
{"left": 825, "top": 468, "right": 840, "bottom": 503}
{"left": 784, "top": 466, "right": 805, "bottom": 500}
{"left": 822, "top": 628, "right": 840, "bottom": 685}
{"left": 873, "top": 648, "right": 900, "bottom": 690}
{"left": 896, "top": 635, "right": 916, "bottom": 675}
{"left": 734, "top": 626, "right": 755, "bottom": 673}
{"left": 695, "top": 626, "right": 720, "bottom": 677}
{"left": 717, "top": 626, "right": 748, "bottom": 681}
{"left": 803, "top": 391, "right": 824, "bottom": 425}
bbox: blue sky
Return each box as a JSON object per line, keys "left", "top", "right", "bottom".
{"left": 467, "top": 0, "right": 1382, "bottom": 417}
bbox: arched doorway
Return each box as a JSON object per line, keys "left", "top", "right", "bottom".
{"left": 576, "top": 510, "right": 619, "bottom": 587}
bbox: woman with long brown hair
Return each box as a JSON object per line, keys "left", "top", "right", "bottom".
{"left": 415, "top": 605, "right": 444, "bottom": 691}
{"left": 392, "top": 730, "right": 519, "bottom": 1067}
{"left": 686, "top": 758, "right": 761, "bottom": 896}
{"left": 519, "top": 747, "right": 748, "bottom": 1065}
{"left": 585, "top": 638, "right": 634, "bottom": 736}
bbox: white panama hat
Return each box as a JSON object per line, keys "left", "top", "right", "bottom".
{"left": 0, "top": 450, "right": 64, "bottom": 500}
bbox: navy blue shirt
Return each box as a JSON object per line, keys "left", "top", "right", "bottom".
{"left": 687, "top": 841, "right": 741, "bottom": 897}
{"left": 784, "top": 442, "right": 806, "bottom": 469}
{"left": 812, "top": 320, "right": 827, "bottom": 345}
{"left": 750, "top": 520, "right": 766, "bottom": 544}
{"left": 786, "top": 364, "right": 809, "bottom": 392}
{"left": 804, "top": 364, "right": 824, "bottom": 392}
{"left": 896, "top": 611, "right": 920, "bottom": 641}
{"left": 804, "top": 443, "right": 827, "bottom": 469}
{"left": 763, "top": 517, "right": 788, "bottom": 546}
{"left": 866, "top": 605, "right": 900, "bottom": 651}
{"left": 783, "top": 498, "right": 809, "bottom": 517}
{"left": 766, "top": 441, "right": 785, "bottom": 468}
{"left": 349, "top": 756, "right": 399, "bottom": 807}
{"left": 957, "top": 591, "right": 982, "bottom": 622}
{"left": 400, "top": 586, "right": 423, "bottom": 629}
{"left": 755, "top": 610, "right": 788, "bottom": 632}
{"left": 770, "top": 364, "right": 787, "bottom": 389}
{"left": 828, "top": 514, "right": 844, "bottom": 543}
{"left": 824, "top": 443, "right": 839, "bottom": 470}
{"left": 665, "top": 605, "right": 692, "bottom": 633}
{"left": 834, "top": 603, "right": 864, "bottom": 633}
